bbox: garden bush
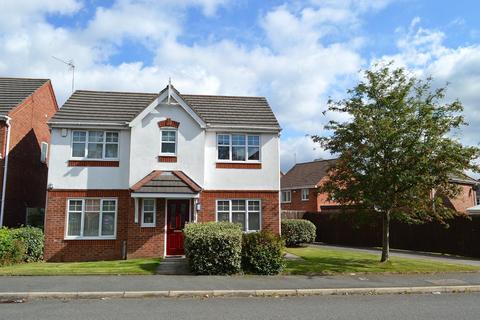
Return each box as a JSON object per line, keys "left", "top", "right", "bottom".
{"left": 281, "top": 219, "right": 316, "bottom": 247}
{"left": 241, "top": 231, "right": 285, "bottom": 275}
{"left": 11, "top": 227, "right": 44, "bottom": 262}
{"left": 0, "top": 228, "right": 25, "bottom": 266}
{"left": 184, "top": 222, "right": 242, "bottom": 275}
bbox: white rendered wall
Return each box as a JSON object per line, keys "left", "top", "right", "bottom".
{"left": 47, "top": 128, "right": 131, "bottom": 189}
{"left": 129, "top": 103, "right": 205, "bottom": 187}
{"left": 203, "top": 131, "right": 280, "bottom": 191}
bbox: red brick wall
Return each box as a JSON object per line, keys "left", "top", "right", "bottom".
{"left": 447, "top": 184, "right": 476, "bottom": 214}
{"left": 127, "top": 198, "right": 166, "bottom": 258}
{"left": 45, "top": 189, "right": 280, "bottom": 261}
{"left": 281, "top": 188, "right": 318, "bottom": 212}
{"left": 199, "top": 190, "right": 280, "bottom": 234}
{"left": 2, "top": 81, "right": 58, "bottom": 226}
{"left": 44, "top": 190, "right": 130, "bottom": 262}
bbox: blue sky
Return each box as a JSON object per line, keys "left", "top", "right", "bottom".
{"left": 1, "top": 0, "right": 480, "bottom": 171}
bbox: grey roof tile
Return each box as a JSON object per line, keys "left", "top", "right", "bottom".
{"left": 0, "top": 77, "right": 49, "bottom": 115}
{"left": 50, "top": 86, "right": 280, "bottom": 129}
{"left": 133, "top": 171, "right": 201, "bottom": 194}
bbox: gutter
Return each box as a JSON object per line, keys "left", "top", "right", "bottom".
{"left": 0, "top": 115, "right": 12, "bottom": 227}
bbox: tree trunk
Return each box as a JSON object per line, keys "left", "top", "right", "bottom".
{"left": 380, "top": 210, "right": 390, "bottom": 262}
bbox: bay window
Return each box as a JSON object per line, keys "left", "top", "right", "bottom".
{"left": 71, "top": 130, "right": 119, "bottom": 159}
{"left": 66, "top": 198, "right": 117, "bottom": 239}
{"left": 217, "top": 134, "right": 260, "bottom": 161}
{"left": 216, "top": 199, "right": 261, "bottom": 232}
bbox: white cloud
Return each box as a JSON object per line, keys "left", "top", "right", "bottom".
{"left": 280, "top": 135, "right": 333, "bottom": 172}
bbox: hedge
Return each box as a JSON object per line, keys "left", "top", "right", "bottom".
{"left": 242, "top": 231, "right": 285, "bottom": 275}
{"left": 11, "top": 227, "right": 44, "bottom": 262}
{"left": 281, "top": 219, "right": 316, "bottom": 247}
{"left": 0, "top": 227, "right": 44, "bottom": 266}
{"left": 184, "top": 222, "right": 242, "bottom": 275}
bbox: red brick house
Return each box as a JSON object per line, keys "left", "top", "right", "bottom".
{"left": 281, "top": 158, "right": 478, "bottom": 214}
{"left": 0, "top": 78, "right": 58, "bottom": 227}
{"left": 44, "top": 84, "right": 281, "bottom": 262}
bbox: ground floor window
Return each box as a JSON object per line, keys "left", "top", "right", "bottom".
{"left": 66, "top": 198, "right": 117, "bottom": 239}
{"left": 216, "top": 199, "right": 261, "bottom": 232}
{"left": 26, "top": 207, "right": 45, "bottom": 228}
{"left": 281, "top": 190, "right": 291, "bottom": 203}
{"left": 141, "top": 198, "right": 156, "bottom": 227}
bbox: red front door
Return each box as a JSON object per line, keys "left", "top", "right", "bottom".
{"left": 166, "top": 199, "right": 190, "bottom": 256}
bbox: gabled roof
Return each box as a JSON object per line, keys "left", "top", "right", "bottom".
{"left": 131, "top": 171, "right": 202, "bottom": 194}
{"left": 50, "top": 85, "right": 281, "bottom": 130}
{"left": 281, "top": 159, "right": 337, "bottom": 189}
{"left": 0, "top": 77, "right": 49, "bottom": 115}
{"left": 449, "top": 173, "right": 478, "bottom": 185}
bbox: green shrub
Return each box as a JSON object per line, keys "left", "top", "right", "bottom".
{"left": 242, "top": 231, "right": 285, "bottom": 275}
{"left": 184, "top": 222, "right": 242, "bottom": 275}
{"left": 281, "top": 219, "right": 316, "bottom": 247}
{"left": 0, "top": 228, "right": 25, "bottom": 266}
{"left": 11, "top": 227, "right": 44, "bottom": 262}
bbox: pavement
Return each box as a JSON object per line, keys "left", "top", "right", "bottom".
{"left": 314, "top": 243, "right": 480, "bottom": 266}
{"left": 3, "top": 293, "right": 480, "bottom": 320}
{"left": 1, "top": 272, "right": 480, "bottom": 299}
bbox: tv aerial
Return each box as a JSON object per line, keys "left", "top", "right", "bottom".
{"left": 52, "top": 56, "right": 75, "bottom": 92}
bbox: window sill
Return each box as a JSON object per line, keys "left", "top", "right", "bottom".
{"left": 140, "top": 224, "right": 156, "bottom": 228}
{"left": 68, "top": 160, "right": 120, "bottom": 167}
{"left": 158, "top": 155, "right": 177, "bottom": 163}
{"left": 216, "top": 162, "right": 262, "bottom": 169}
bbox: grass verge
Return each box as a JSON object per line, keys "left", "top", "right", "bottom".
{"left": 0, "top": 258, "right": 162, "bottom": 276}
{"left": 284, "top": 247, "right": 480, "bottom": 275}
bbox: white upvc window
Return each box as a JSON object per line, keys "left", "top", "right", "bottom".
{"left": 216, "top": 199, "right": 261, "bottom": 232}
{"left": 301, "top": 188, "right": 309, "bottom": 201}
{"left": 66, "top": 198, "right": 117, "bottom": 239}
{"left": 281, "top": 191, "right": 291, "bottom": 203}
{"left": 160, "top": 129, "right": 177, "bottom": 155}
{"left": 141, "top": 199, "right": 156, "bottom": 227}
{"left": 217, "top": 134, "right": 260, "bottom": 162}
{"left": 71, "top": 130, "right": 119, "bottom": 160}
{"left": 40, "top": 142, "right": 48, "bottom": 163}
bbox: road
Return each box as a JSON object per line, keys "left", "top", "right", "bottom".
{"left": 2, "top": 293, "right": 480, "bottom": 320}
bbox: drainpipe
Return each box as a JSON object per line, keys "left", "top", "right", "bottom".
{"left": 0, "top": 116, "right": 12, "bottom": 227}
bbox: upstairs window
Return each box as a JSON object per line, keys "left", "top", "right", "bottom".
{"left": 72, "top": 130, "right": 119, "bottom": 160}
{"left": 217, "top": 134, "right": 260, "bottom": 162}
{"left": 160, "top": 130, "right": 177, "bottom": 155}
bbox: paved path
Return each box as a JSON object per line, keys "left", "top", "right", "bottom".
{"left": 156, "top": 256, "right": 190, "bottom": 275}
{"left": 314, "top": 243, "right": 480, "bottom": 266}
{"left": 3, "top": 293, "right": 480, "bottom": 320}
{"left": 1, "top": 272, "right": 479, "bottom": 293}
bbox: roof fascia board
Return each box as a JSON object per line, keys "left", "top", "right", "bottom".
{"left": 281, "top": 185, "right": 317, "bottom": 190}
{"left": 131, "top": 192, "right": 199, "bottom": 198}
{"left": 170, "top": 91, "right": 206, "bottom": 128}
{"left": 206, "top": 126, "right": 281, "bottom": 133}
{"left": 49, "top": 122, "right": 129, "bottom": 130}
{"left": 128, "top": 90, "right": 207, "bottom": 129}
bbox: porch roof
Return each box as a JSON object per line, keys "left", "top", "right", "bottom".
{"left": 131, "top": 170, "right": 202, "bottom": 194}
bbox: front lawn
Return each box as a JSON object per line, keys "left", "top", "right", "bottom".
{"left": 284, "top": 247, "right": 480, "bottom": 275}
{"left": 0, "top": 258, "right": 161, "bottom": 276}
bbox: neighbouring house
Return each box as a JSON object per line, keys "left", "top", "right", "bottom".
{"left": 0, "top": 77, "right": 58, "bottom": 227}
{"left": 281, "top": 159, "right": 339, "bottom": 213}
{"left": 44, "top": 84, "right": 281, "bottom": 262}
{"left": 281, "top": 158, "right": 478, "bottom": 214}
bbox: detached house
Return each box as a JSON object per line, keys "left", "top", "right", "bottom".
{"left": 0, "top": 77, "right": 58, "bottom": 227}
{"left": 281, "top": 158, "right": 478, "bottom": 214}
{"left": 44, "top": 85, "right": 281, "bottom": 262}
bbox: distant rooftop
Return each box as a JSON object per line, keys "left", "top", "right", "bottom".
{"left": 0, "top": 77, "right": 49, "bottom": 116}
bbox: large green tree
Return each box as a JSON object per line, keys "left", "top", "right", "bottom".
{"left": 313, "top": 63, "right": 480, "bottom": 262}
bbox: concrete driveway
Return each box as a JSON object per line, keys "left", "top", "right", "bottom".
{"left": 313, "top": 243, "right": 480, "bottom": 266}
